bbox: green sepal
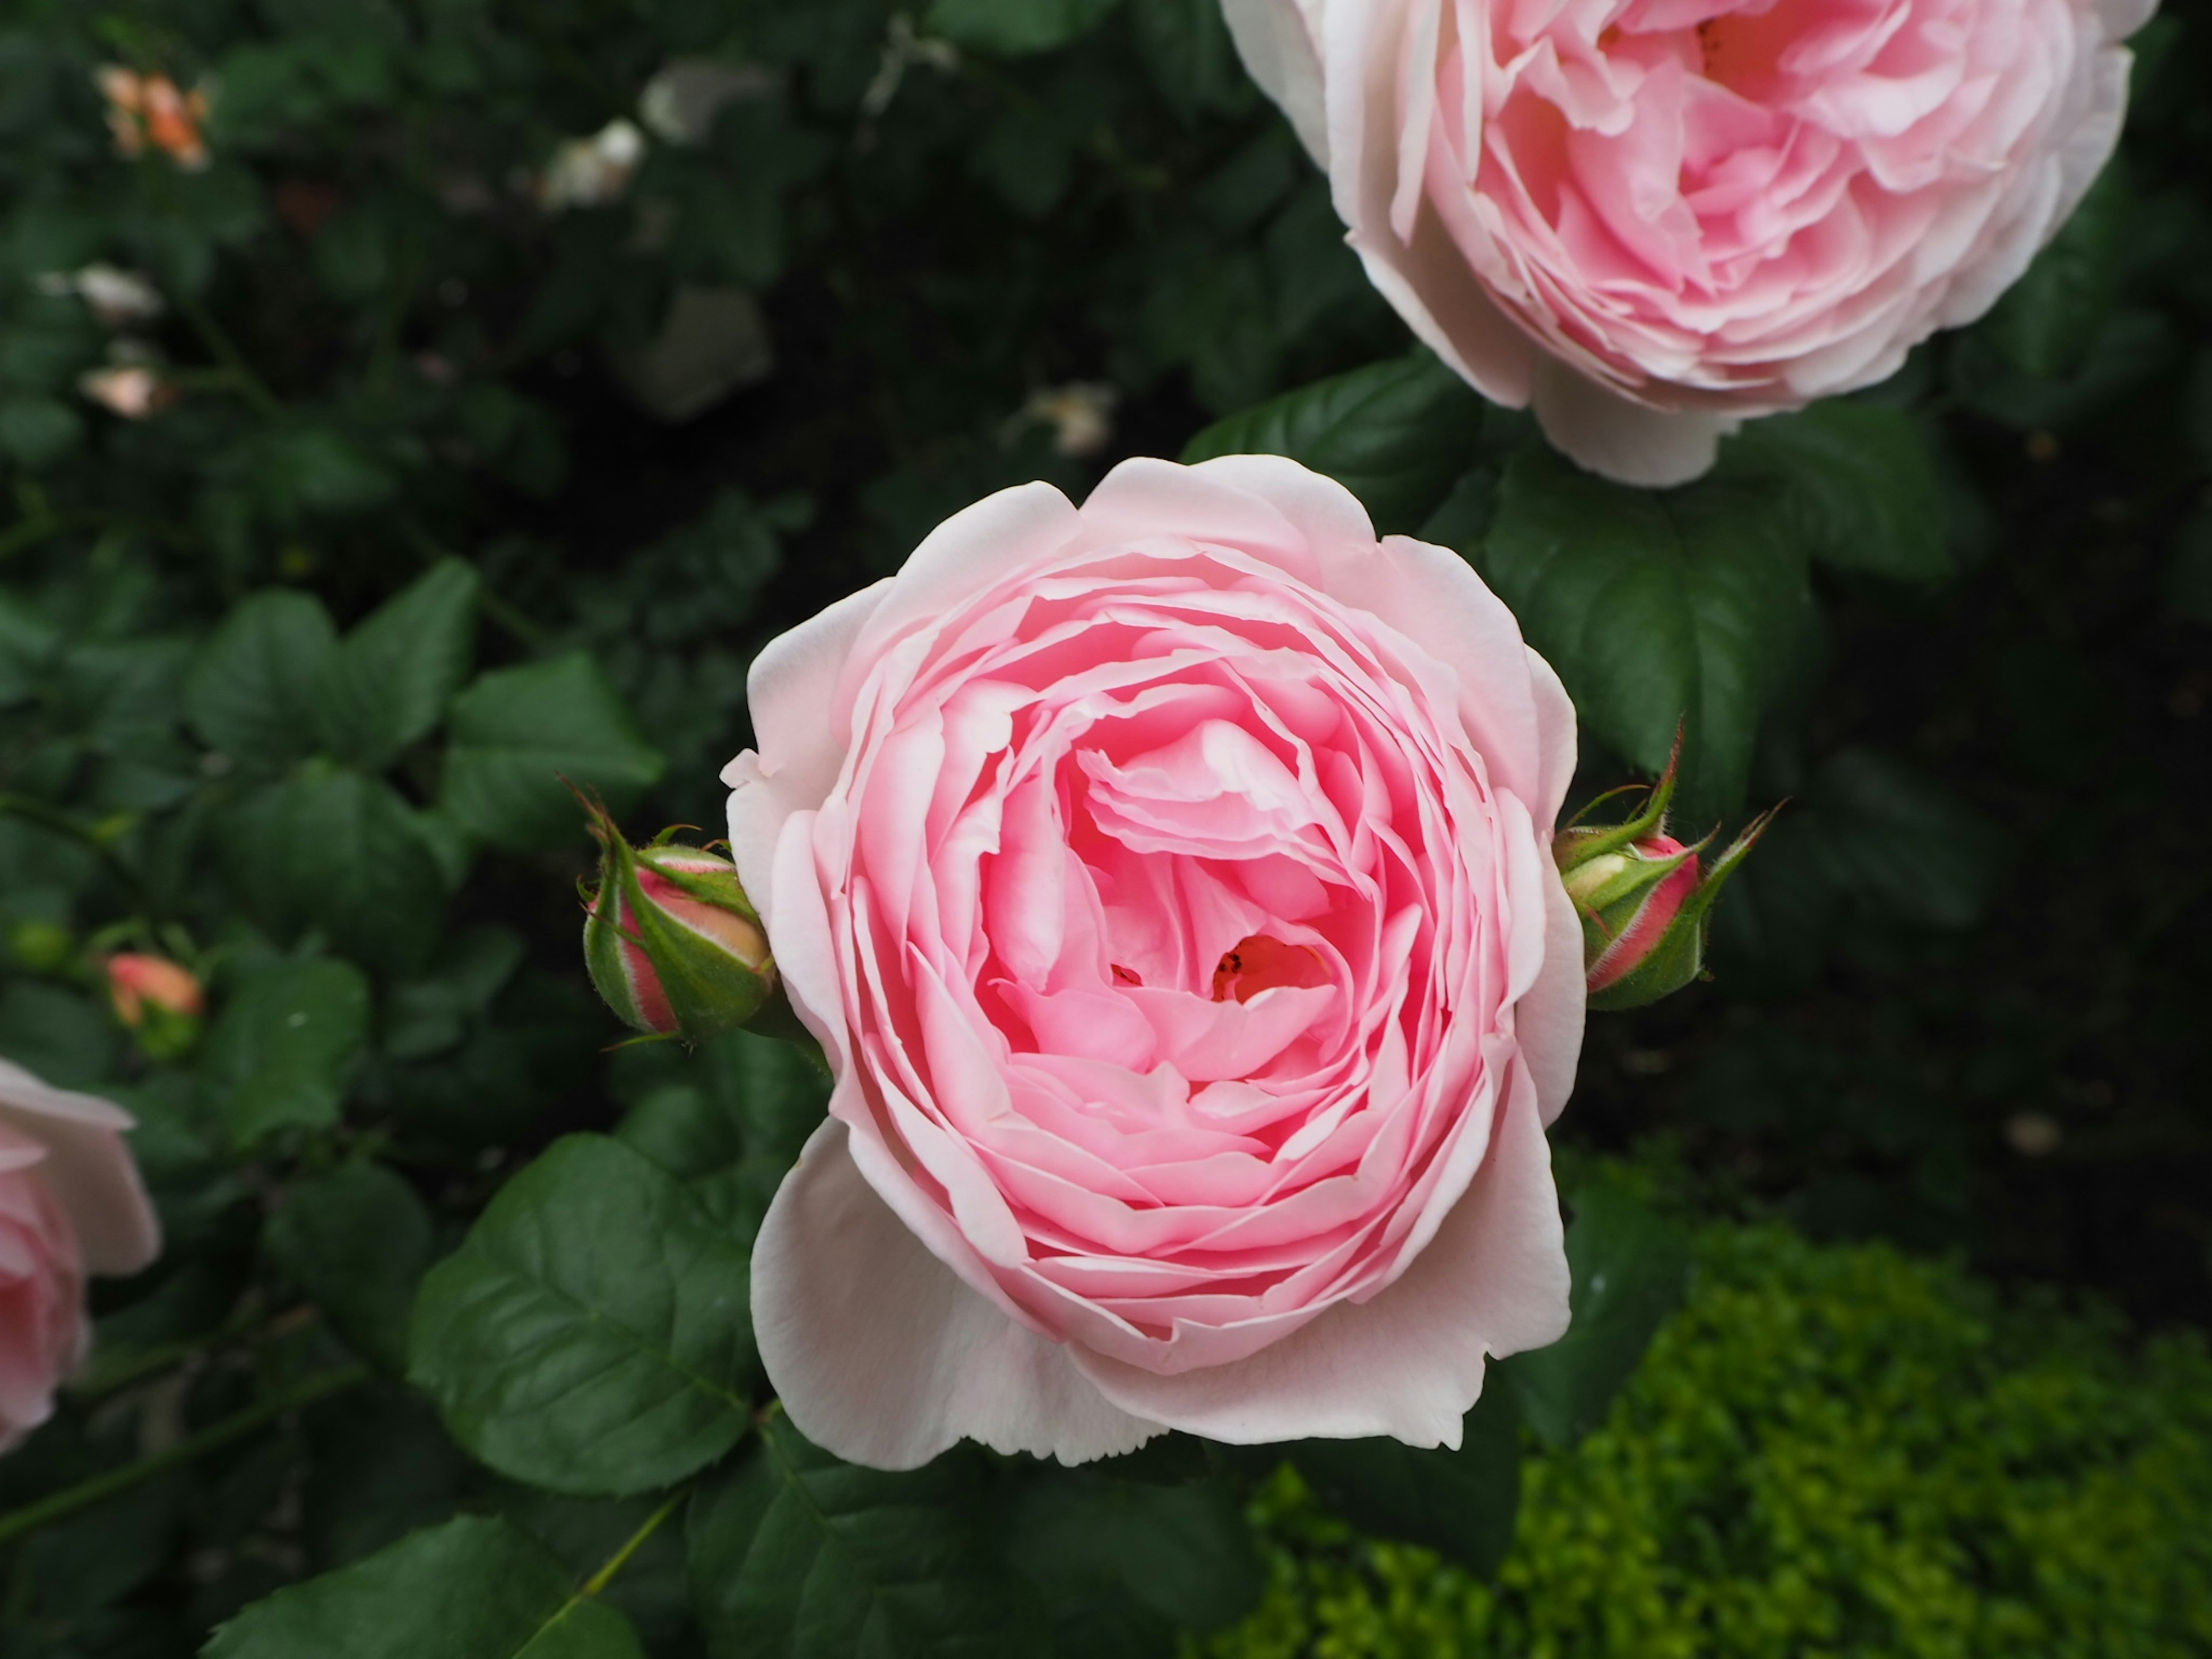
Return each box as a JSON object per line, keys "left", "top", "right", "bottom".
{"left": 1586, "top": 808, "right": 1776, "bottom": 1012}
{"left": 1565, "top": 840, "right": 1700, "bottom": 915}
{"left": 1556, "top": 729, "right": 1683, "bottom": 872}
{"left": 582, "top": 827, "right": 652, "bottom": 1031}
{"left": 641, "top": 854, "right": 761, "bottom": 924}
{"left": 625, "top": 857, "right": 774, "bottom": 1042}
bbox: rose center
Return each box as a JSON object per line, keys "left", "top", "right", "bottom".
{"left": 1210, "top": 934, "right": 1331, "bottom": 1004}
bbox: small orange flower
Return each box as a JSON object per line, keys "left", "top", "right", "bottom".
{"left": 96, "top": 66, "right": 211, "bottom": 170}
{"left": 78, "top": 363, "right": 178, "bottom": 420}
{"left": 105, "top": 954, "right": 205, "bottom": 1026}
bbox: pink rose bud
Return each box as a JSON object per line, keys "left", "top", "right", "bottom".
{"left": 580, "top": 800, "right": 776, "bottom": 1044}
{"left": 0, "top": 1059, "right": 162, "bottom": 1449}
{"left": 104, "top": 953, "right": 205, "bottom": 1062}
{"left": 1555, "top": 743, "right": 1774, "bottom": 1012}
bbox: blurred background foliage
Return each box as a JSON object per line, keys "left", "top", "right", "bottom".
{"left": 0, "top": 0, "right": 2206, "bottom": 1654}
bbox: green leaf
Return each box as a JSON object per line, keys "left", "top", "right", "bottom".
{"left": 925, "top": 0, "right": 1121, "bottom": 55}
{"left": 0, "top": 396, "right": 84, "bottom": 469}
{"left": 200, "top": 957, "right": 371, "bottom": 1150}
{"left": 1719, "top": 402, "right": 1952, "bottom": 584}
{"left": 185, "top": 590, "right": 338, "bottom": 770}
{"left": 1181, "top": 353, "right": 1485, "bottom": 535}
{"left": 267, "top": 426, "right": 401, "bottom": 517}
{"left": 1003, "top": 1469, "right": 1262, "bottom": 1642}
{"left": 1802, "top": 746, "right": 2005, "bottom": 931}
{"left": 1285, "top": 1385, "right": 1522, "bottom": 1576}
{"left": 1500, "top": 1183, "right": 1690, "bottom": 1450}
{"left": 616, "top": 1029, "right": 831, "bottom": 1241}
{"left": 1130, "top": 0, "right": 1253, "bottom": 119}
{"left": 408, "top": 1135, "right": 756, "bottom": 1497}
{"left": 315, "top": 559, "right": 480, "bottom": 772}
{"left": 384, "top": 925, "right": 528, "bottom": 1062}
{"left": 498, "top": 1493, "right": 695, "bottom": 1656}
{"left": 227, "top": 763, "right": 456, "bottom": 974}
{"left": 1479, "top": 449, "right": 1811, "bottom": 824}
{"left": 687, "top": 1414, "right": 1046, "bottom": 1659}
{"left": 441, "top": 653, "right": 665, "bottom": 853}
{"left": 203, "top": 1515, "right": 646, "bottom": 1659}
{"left": 266, "top": 1162, "right": 434, "bottom": 1373}
{"left": 1980, "top": 162, "right": 2127, "bottom": 381}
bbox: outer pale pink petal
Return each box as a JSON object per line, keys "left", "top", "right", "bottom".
{"left": 1529, "top": 358, "right": 1740, "bottom": 487}
{"left": 2095, "top": 0, "right": 2156, "bottom": 37}
{"left": 763, "top": 807, "right": 849, "bottom": 1067}
{"left": 0, "top": 1060, "right": 159, "bottom": 1275}
{"left": 1525, "top": 647, "right": 1578, "bottom": 835}
{"left": 1070, "top": 1066, "right": 1569, "bottom": 1445}
{"left": 847, "top": 483, "right": 1084, "bottom": 668}
{"left": 752, "top": 1119, "right": 1164, "bottom": 1469}
{"left": 1220, "top": 0, "right": 1331, "bottom": 165}
{"left": 2048, "top": 46, "right": 2133, "bottom": 226}
{"left": 1350, "top": 531, "right": 1550, "bottom": 809}
{"left": 727, "top": 580, "right": 891, "bottom": 808}
{"left": 1080, "top": 457, "right": 1324, "bottom": 586}
{"left": 1179, "top": 453, "right": 1376, "bottom": 555}
{"left": 1518, "top": 865, "right": 1586, "bottom": 1128}
{"left": 1320, "top": 0, "right": 1542, "bottom": 410}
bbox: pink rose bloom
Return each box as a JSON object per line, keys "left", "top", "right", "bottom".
{"left": 0, "top": 1059, "right": 162, "bottom": 1448}
{"left": 726, "top": 456, "right": 1584, "bottom": 1468}
{"left": 1221, "top": 0, "right": 2154, "bottom": 485}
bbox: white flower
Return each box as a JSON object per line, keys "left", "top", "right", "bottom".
{"left": 536, "top": 119, "right": 647, "bottom": 213}
{"left": 638, "top": 59, "right": 776, "bottom": 147}
{"left": 78, "top": 339, "right": 176, "bottom": 419}
{"left": 1021, "top": 382, "right": 1119, "bottom": 457}
{"left": 36, "top": 264, "right": 165, "bottom": 329}
{"left": 79, "top": 366, "right": 171, "bottom": 420}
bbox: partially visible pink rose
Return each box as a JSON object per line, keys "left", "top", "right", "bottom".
{"left": 1222, "top": 0, "right": 2154, "bottom": 485}
{"left": 0, "top": 1060, "right": 162, "bottom": 1449}
{"left": 727, "top": 455, "right": 1584, "bottom": 1469}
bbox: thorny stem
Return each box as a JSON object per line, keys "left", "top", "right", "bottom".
{"left": 66, "top": 1302, "right": 315, "bottom": 1402}
{"left": 176, "top": 293, "right": 285, "bottom": 419}
{"left": 0, "top": 1366, "right": 369, "bottom": 1548}
{"left": 580, "top": 1487, "right": 688, "bottom": 1600}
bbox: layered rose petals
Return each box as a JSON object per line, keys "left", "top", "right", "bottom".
{"left": 727, "top": 456, "right": 1584, "bottom": 1468}
{"left": 0, "top": 1059, "right": 162, "bottom": 1449}
{"left": 1222, "top": 0, "right": 2152, "bottom": 484}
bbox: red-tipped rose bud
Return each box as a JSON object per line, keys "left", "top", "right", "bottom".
{"left": 580, "top": 799, "right": 775, "bottom": 1044}
{"left": 1556, "top": 738, "right": 1775, "bottom": 1012}
{"left": 105, "top": 952, "right": 205, "bottom": 1060}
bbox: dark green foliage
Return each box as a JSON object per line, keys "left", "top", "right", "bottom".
{"left": 1181, "top": 352, "right": 1486, "bottom": 533}
{"left": 1497, "top": 1183, "right": 1691, "bottom": 1450}
{"left": 1207, "top": 1224, "right": 2212, "bottom": 1658}
{"left": 408, "top": 1135, "right": 759, "bottom": 1498}
{"left": 686, "top": 1413, "right": 1050, "bottom": 1659}
{"left": 0, "top": 0, "right": 2204, "bottom": 1653}
{"left": 1479, "top": 450, "right": 1814, "bottom": 825}
{"left": 204, "top": 1515, "right": 647, "bottom": 1659}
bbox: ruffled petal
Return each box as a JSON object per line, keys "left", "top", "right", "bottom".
{"left": 752, "top": 1119, "right": 1164, "bottom": 1469}
{"left": 0, "top": 1060, "right": 158, "bottom": 1276}
{"left": 1529, "top": 358, "right": 1740, "bottom": 487}
{"left": 1070, "top": 1062, "right": 1568, "bottom": 1444}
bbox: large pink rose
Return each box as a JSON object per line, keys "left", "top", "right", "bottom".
{"left": 0, "top": 1059, "right": 162, "bottom": 1448}
{"left": 726, "top": 456, "right": 1584, "bottom": 1468}
{"left": 1221, "top": 0, "right": 2153, "bottom": 485}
